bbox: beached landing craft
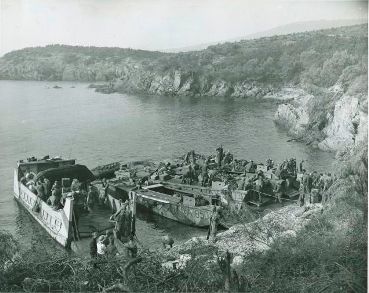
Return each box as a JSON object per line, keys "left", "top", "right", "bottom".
{"left": 13, "top": 156, "right": 136, "bottom": 249}
{"left": 135, "top": 183, "right": 217, "bottom": 227}
{"left": 102, "top": 150, "right": 301, "bottom": 227}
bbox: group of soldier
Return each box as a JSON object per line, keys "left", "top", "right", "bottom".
{"left": 298, "top": 169, "right": 335, "bottom": 206}
{"left": 21, "top": 171, "right": 101, "bottom": 212}
{"left": 180, "top": 148, "right": 337, "bottom": 207}
{"left": 89, "top": 229, "right": 138, "bottom": 261}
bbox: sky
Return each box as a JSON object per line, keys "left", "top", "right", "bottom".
{"left": 0, "top": 0, "right": 367, "bottom": 55}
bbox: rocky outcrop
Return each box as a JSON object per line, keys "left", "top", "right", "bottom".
{"left": 273, "top": 82, "right": 368, "bottom": 152}
{"left": 92, "top": 71, "right": 275, "bottom": 98}
{"left": 274, "top": 88, "right": 314, "bottom": 137}
{"left": 170, "top": 204, "right": 324, "bottom": 257}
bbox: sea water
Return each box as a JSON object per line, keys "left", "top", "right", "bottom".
{"left": 0, "top": 80, "right": 334, "bottom": 252}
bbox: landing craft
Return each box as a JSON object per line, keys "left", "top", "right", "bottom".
{"left": 13, "top": 156, "right": 136, "bottom": 250}
{"left": 102, "top": 150, "right": 301, "bottom": 228}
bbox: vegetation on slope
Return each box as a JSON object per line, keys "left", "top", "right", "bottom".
{"left": 0, "top": 24, "right": 367, "bottom": 98}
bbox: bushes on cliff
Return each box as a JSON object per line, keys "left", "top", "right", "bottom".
{"left": 237, "top": 143, "right": 368, "bottom": 293}
{"left": 239, "top": 213, "right": 366, "bottom": 293}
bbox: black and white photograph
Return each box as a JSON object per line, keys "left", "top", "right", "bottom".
{"left": 0, "top": 0, "right": 367, "bottom": 292}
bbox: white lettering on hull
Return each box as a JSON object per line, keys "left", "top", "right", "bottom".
{"left": 19, "top": 188, "right": 63, "bottom": 234}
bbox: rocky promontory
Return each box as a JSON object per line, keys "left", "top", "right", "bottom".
{"left": 273, "top": 75, "right": 367, "bottom": 152}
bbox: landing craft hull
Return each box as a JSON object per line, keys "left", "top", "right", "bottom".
{"left": 13, "top": 169, "right": 73, "bottom": 248}
{"left": 91, "top": 162, "right": 120, "bottom": 179}
{"left": 135, "top": 192, "right": 213, "bottom": 227}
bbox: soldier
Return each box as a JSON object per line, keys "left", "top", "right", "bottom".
{"left": 274, "top": 179, "right": 286, "bottom": 204}
{"left": 100, "top": 178, "right": 109, "bottom": 204}
{"left": 190, "top": 150, "right": 196, "bottom": 164}
{"left": 162, "top": 235, "right": 174, "bottom": 249}
{"left": 321, "top": 173, "right": 334, "bottom": 203}
{"left": 246, "top": 160, "right": 256, "bottom": 173}
{"left": 87, "top": 184, "right": 99, "bottom": 211}
{"left": 71, "top": 178, "right": 81, "bottom": 192}
{"left": 106, "top": 237, "right": 118, "bottom": 257}
{"left": 43, "top": 178, "right": 51, "bottom": 198}
{"left": 35, "top": 181, "right": 46, "bottom": 201}
{"left": 111, "top": 201, "right": 131, "bottom": 242}
{"left": 48, "top": 181, "right": 62, "bottom": 208}
{"left": 238, "top": 177, "right": 246, "bottom": 190}
{"left": 89, "top": 232, "right": 98, "bottom": 259}
{"left": 223, "top": 150, "right": 233, "bottom": 165}
{"left": 207, "top": 206, "right": 220, "bottom": 242}
{"left": 216, "top": 146, "right": 224, "bottom": 168}
{"left": 124, "top": 235, "right": 138, "bottom": 258}
{"left": 266, "top": 158, "right": 274, "bottom": 171}
{"left": 311, "top": 171, "right": 320, "bottom": 188}
{"left": 298, "top": 171, "right": 305, "bottom": 207}
{"left": 47, "top": 187, "right": 61, "bottom": 209}
{"left": 299, "top": 160, "right": 304, "bottom": 172}
{"left": 303, "top": 171, "right": 312, "bottom": 204}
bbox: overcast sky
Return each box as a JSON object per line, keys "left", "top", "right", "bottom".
{"left": 0, "top": 0, "right": 367, "bottom": 55}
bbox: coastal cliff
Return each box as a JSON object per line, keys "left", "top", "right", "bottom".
{"left": 274, "top": 73, "right": 367, "bottom": 152}
{"left": 0, "top": 24, "right": 367, "bottom": 152}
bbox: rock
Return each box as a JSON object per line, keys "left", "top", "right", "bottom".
{"left": 161, "top": 254, "right": 191, "bottom": 271}
{"left": 264, "top": 87, "right": 306, "bottom": 100}
{"left": 230, "top": 255, "right": 244, "bottom": 274}
{"left": 205, "top": 80, "right": 230, "bottom": 97}
{"left": 177, "top": 77, "right": 193, "bottom": 95}
{"left": 173, "top": 71, "right": 181, "bottom": 91}
{"left": 318, "top": 95, "right": 360, "bottom": 151}
{"left": 274, "top": 83, "right": 368, "bottom": 152}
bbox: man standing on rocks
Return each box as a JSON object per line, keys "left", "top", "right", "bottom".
{"left": 89, "top": 232, "right": 98, "bottom": 268}
{"left": 298, "top": 170, "right": 306, "bottom": 206}
{"left": 207, "top": 207, "right": 220, "bottom": 242}
{"left": 303, "top": 171, "right": 313, "bottom": 204}
{"left": 216, "top": 146, "right": 224, "bottom": 168}
{"left": 299, "top": 160, "right": 304, "bottom": 173}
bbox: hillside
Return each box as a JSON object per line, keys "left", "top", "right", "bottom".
{"left": 0, "top": 24, "right": 366, "bottom": 96}
{"left": 166, "top": 18, "right": 368, "bottom": 52}
{"left": 0, "top": 24, "right": 367, "bottom": 152}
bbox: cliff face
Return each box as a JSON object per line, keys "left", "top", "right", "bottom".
{"left": 107, "top": 69, "right": 273, "bottom": 98}
{"left": 274, "top": 76, "right": 368, "bottom": 152}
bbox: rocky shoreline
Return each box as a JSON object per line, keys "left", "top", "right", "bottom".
{"left": 89, "top": 72, "right": 277, "bottom": 99}
{"left": 273, "top": 81, "right": 368, "bottom": 153}
{"left": 90, "top": 79, "right": 368, "bottom": 153}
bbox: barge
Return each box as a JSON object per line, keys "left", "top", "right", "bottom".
{"left": 13, "top": 156, "right": 136, "bottom": 249}
{"left": 135, "top": 183, "right": 216, "bottom": 227}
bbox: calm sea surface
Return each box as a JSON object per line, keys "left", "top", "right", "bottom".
{"left": 0, "top": 80, "right": 334, "bottom": 252}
